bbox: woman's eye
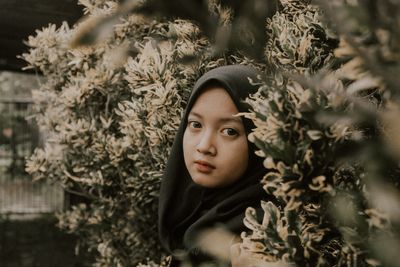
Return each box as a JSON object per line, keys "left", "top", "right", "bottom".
{"left": 222, "top": 128, "right": 238, "bottom": 136}
{"left": 188, "top": 121, "right": 202, "bottom": 129}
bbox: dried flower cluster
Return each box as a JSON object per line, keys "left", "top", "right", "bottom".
{"left": 265, "top": 0, "right": 338, "bottom": 74}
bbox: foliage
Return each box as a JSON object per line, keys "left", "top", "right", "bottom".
{"left": 23, "top": 1, "right": 211, "bottom": 265}
{"left": 265, "top": 0, "right": 338, "bottom": 74}
{"left": 239, "top": 0, "right": 400, "bottom": 266}
{"left": 22, "top": 0, "right": 400, "bottom": 266}
{"left": 22, "top": 0, "right": 256, "bottom": 266}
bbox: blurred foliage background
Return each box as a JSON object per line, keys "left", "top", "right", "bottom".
{"left": 22, "top": 0, "right": 400, "bottom": 266}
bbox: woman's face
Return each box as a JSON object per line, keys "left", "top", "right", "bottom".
{"left": 183, "top": 86, "right": 249, "bottom": 188}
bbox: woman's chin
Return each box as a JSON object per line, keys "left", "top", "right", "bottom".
{"left": 191, "top": 176, "right": 218, "bottom": 188}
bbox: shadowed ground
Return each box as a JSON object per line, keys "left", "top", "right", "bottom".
{"left": 0, "top": 215, "right": 92, "bottom": 267}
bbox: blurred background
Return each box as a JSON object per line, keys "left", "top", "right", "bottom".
{"left": 1, "top": 0, "right": 400, "bottom": 266}
{"left": 0, "top": 1, "right": 88, "bottom": 266}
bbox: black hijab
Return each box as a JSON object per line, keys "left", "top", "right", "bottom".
{"left": 158, "top": 65, "right": 269, "bottom": 257}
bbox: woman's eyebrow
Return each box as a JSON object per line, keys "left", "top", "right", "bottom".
{"left": 219, "top": 117, "right": 242, "bottom": 124}
{"left": 188, "top": 111, "right": 202, "bottom": 118}
{"left": 189, "top": 111, "right": 242, "bottom": 124}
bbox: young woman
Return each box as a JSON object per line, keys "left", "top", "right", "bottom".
{"left": 158, "top": 65, "right": 272, "bottom": 266}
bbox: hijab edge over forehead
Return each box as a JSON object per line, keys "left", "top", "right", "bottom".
{"left": 185, "top": 65, "right": 261, "bottom": 117}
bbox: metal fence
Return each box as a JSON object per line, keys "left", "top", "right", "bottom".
{"left": 0, "top": 97, "right": 64, "bottom": 214}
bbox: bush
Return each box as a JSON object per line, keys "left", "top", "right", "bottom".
{"left": 24, "top": 0, "right": 400, "bottom": 266}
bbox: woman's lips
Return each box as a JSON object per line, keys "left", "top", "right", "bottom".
{"left": 194, "top": 160, "right": 215, "bottom": 173}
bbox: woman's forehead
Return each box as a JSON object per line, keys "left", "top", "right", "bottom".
{"left": 190, "top": 87, "right": 239, "bottom": 114}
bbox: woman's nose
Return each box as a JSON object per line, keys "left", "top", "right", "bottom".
{"left": 196, "top": 132, "right": 216, "bottom": 155}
